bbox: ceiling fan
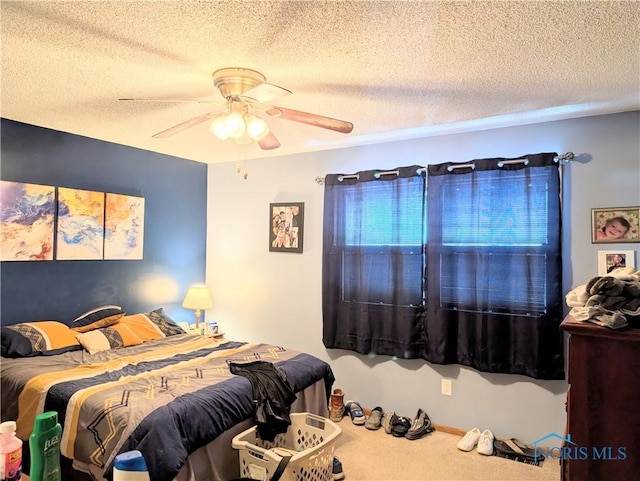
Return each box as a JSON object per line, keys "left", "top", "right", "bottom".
{"left": 120, "top": 67, "right": 354, "bottom": 150}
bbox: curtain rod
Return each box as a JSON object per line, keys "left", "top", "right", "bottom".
{"left": 315, "top": 152, "right": 575, "bottom": 184}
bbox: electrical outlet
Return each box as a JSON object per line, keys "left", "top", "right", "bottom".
{"left": 441, "top": 378, "right": 452, "bottom": 396}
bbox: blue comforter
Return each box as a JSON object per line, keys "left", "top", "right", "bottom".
{"left": 1, "top": 335, "right": 335, "bottom": 481}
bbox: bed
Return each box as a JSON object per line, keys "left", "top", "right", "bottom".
{"left": 1, "top": 313, "right": 334, "bottom": 481}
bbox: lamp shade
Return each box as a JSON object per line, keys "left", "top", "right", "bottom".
{"left": 182, "top": 285, "right": 213, "bottom": 310}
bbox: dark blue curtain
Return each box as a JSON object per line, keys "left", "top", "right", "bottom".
{"left": 425, "top": 153, "right": 564, "bottom": 379}
{"left": 322, "top": 166, "right": 426, "bottom": 358}
{"left": 321, "top": 153, "right": 564, "bottom": 380}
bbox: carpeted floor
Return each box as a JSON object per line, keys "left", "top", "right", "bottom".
{"left": 332, "top": 419, "right": 561, "bottom": 481}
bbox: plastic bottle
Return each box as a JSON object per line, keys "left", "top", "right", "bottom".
{"left": 0, "top": 421, "right": 22, "bottom": 481}
{"left": 113, "top": 450, "right": 150, "bottom": 481}
{"left": 28, "top": 412, "right": 61, "bottom": 481}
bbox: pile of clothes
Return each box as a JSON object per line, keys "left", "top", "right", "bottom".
{"left": 565, "top": 267, "right": 640, "bottom": 329}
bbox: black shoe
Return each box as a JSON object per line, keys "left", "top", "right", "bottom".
{"left": 405, "top": 408, "right": 434, "bottom": 440}
{"left": 391, "top": 416, "right": 412, "bottom": 437}
{"left": 332, "top": 457, "right": 345, "bottom": 481}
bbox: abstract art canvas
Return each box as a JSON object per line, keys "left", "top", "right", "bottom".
{"left": 56, "top": 187, "right": 105, "bottom": 260}
{"left": 0, "top": 181, "right": 55, "bottom": 261}
{"left": 104, "top": 193, "right": 145, "bottom": 260}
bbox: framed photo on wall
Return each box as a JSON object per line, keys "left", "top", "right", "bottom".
{"left": 597, "top": 250, "right": 636, "bottom": 276}
{"left": 269, "top": 202, "right": 304, "bottom": 253}
{"left": 591, "top": 207, "right": 640, "bottom": 244}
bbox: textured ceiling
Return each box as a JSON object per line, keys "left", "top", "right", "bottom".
{"left": 1, "top": 1, "right": 639, "bottom": 165}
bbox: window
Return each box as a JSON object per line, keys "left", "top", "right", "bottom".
{"left": 340, "top": 180, "right": 424, "bottom": 306}
{"left": 434, "top": 169, "right": 556, "bottom": 316}
{"left": 323, "top": 154, "right": 564, "bottom": 380}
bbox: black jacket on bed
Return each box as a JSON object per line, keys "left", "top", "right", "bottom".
{"left": 229, "top": 360, "right": 297, "bottom": 441}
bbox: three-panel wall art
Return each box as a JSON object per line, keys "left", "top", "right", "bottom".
{"left": 0, "top": 181, "right": 144, "bottom": 261}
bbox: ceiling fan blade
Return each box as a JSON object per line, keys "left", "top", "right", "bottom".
{"left": 241, "top": 83, "right": 292, "bottom": 104}
{"left": 258, "top": 131, "right": 281, "bottom": 150}
{"left": 120, "top": 98, "right": 224, "bottom": 105}
{"left": 121, "top": 98, "right": 194, "bottom": 102}
{"left": 152, "top": 114, "right": 214, "bottom": 138}
{"left": 266, "top": 106, "right": 353, "bottom": 134}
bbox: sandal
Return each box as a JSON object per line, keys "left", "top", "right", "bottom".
{"left": 344, "top": 400, "right": 365, "bottom": 425}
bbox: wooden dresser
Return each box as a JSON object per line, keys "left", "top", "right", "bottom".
{"left": 561, "top": 316, "right": 640, "bottom": 481}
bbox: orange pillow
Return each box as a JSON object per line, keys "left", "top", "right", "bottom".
{"left": 117, "top": 313, "right": 166, "bottom": 342}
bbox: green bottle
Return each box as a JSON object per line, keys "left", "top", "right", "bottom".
{"left": 28, "top": 412, "right": 61, "bottom": 481}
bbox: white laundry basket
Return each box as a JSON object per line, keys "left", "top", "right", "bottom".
{"left": 231, "top": 412, "right": 342, "bottom": 481}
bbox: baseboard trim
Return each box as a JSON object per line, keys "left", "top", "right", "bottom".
{"left": 433, "top": 424, "right": 467, "bottom": 436}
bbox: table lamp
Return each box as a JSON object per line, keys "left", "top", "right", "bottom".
{"left": 181, "top": 285, "right": 213, "bottom": 331}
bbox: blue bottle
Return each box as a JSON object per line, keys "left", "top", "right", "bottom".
{"left": 113, "top": 450, "right": 150, "bottom": 481}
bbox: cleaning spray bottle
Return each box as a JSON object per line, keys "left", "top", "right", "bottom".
{"left": 29, "top": 411, "right": 61, "bottom": 481}
{"left": 113, "top": 450, "right": 150, "bottom": 481}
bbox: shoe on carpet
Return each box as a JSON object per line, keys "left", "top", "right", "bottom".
{"left": 344, "top": 400, "right": 366, "bottom": 425}
{"left": 329, "top": 388, "right": 345, "bottom": 422}
{"left": 391, "top": 416, "right": 412, "bottom": 437}
{"left": 332, "top": 456, "right": 345, "bottom": 481}
{"left": 381, "top": 410, "right": 398, "bottom": 434}
{"left": 457, "top": 427, "right": 481, "bottom": 451}
{"left": 404, "top": 408, "right": 434, "bottom": 440}
{"left": 365, "top": 406, "right": 384, "bottom": 430}
{"left": 477, "top": 429, "right": 495, "bottom": 455}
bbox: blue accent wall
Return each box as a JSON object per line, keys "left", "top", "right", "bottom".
{"left": 0, "top": 119, "right": 208, "bottom": 325}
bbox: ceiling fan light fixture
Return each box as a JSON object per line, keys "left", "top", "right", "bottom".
{"left": 209, "top": 116, "right": 230, "bottom": 140}
{"left": 225, "top": 111, "right": 246, "bottom": 139}
{"left": 245, "top": 115, "right": 269, "bottom": 141}
{"left": 234, "top": 131, "right": 254, "bottom": 145}
{"left": 145, "top": 67, "right": 353, "bottom": 149}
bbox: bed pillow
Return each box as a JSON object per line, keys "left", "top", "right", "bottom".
{"left": 118, "top": 308, "right": 186, "bottom": 342}
{"left": 76, "top": 324, "right": 144, "bottom": 355}
{"left": 1, "top": 321, "right": 82, "bottom": 358}
{"left": 71, "top": 305, "right": 125, "bottom": 333}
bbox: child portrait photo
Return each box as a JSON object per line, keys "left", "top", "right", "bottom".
{"left": 591, "top": 207, "right": 640, "bottom": 244}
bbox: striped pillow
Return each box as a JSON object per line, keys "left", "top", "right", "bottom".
{"left": 1, "top": 321, "right": 82, "bottom": 358}
{"left": 71, "top": 305, "right": 125, "bottom": 333}
{"left": 76, "top": 324, "right": 143, "bottom": 355}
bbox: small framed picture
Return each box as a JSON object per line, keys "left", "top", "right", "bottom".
{"left": 591, "top": 207, "right": 640, "bottom": 243}
{"left": 269, "top": 202, "right": 304, "bottom": 253}
{"left": 597, "top": 250, "right": 635, "bottom": 276}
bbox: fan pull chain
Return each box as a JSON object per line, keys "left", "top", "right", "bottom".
{"left": 235, "top": 161, "right": 249, "bottom": 180}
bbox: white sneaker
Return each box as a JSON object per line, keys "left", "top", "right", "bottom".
{"left": 457, "top": 427, "right": 481, "bottom": 451}
{"left": 476, "top": 429, "right": 494, "bottom": 455}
